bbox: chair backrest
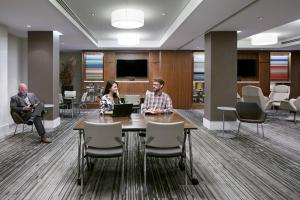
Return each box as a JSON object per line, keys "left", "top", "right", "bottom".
{"left": 64, "top": 90, "right": 76, "bottom": 98}
{"left": 242, "top": 86, "right": 267, "bottom": 110}
{"left": 236, "top": 102, "right": 265, "bottom": 121}
{"left": 293, "top": 96, "right": 300, "bottom": 110}
{"left": 84, "top": 121, "right": 122, "bottom": 148}
{"left": 269, "top": 85, "right": 290, "bottom": 102}
{"left": 146, "top": 121, "right": 184, "bottom": 148}
{"left": 81, "top": 92, "right": 88, "bottom": 103}
{"left": 124, "top": 95, "right": 141, "bottom": 105}
{"left": 10, "top": 112, "right": 25, "bottom": 124}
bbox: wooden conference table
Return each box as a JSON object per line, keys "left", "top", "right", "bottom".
{"left": 73, "top": 111, "right": 199, "bottom": 185}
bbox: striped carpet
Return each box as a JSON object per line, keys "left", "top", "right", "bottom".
{"left": 0, "top": 110, "right": 300, "bottom": 200}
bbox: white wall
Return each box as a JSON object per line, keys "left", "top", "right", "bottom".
{"left": 0, "top": 26, "right": 27, "bottom": 139}
{"left": 0, "top": 25, "right": 9, "bottom": 138}
{"left": 7, "top": 34, "right": 27, "bottom": 124}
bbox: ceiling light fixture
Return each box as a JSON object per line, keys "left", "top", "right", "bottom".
{"left": 237, "top": 30, "right": 242, "bottom": 34}
{"left": 26, "top": 25, "right": 31, "bottom": 28}
{"left": 111, "top": 9, "right": 144, "bottom": 29}
{"left": 251, "top": 33, "right": 278, "bottom": 45}
{"left": 117, "top": 33, "right": 140, "bottom": 46}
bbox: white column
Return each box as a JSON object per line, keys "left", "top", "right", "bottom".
{"left": 0, "top": 25, "right": 9, "bottom": 138}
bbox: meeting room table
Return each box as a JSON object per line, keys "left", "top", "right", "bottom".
{"left": 73, "top": 111, "right": 199, "bottom": 185}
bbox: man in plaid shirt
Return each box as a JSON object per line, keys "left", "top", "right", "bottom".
{"left": 142, "top": 78, "right": 173, "bottom": 114}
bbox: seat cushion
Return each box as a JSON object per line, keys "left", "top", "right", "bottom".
{"left": 86, "top": 146, "right": 123, "bottom": 158}
{"left": 146, "top": 146, "right": 182, "bottom": 157}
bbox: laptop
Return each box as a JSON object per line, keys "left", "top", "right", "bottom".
{"left": 112, "top": 104, "right": 133, "bottom": 117}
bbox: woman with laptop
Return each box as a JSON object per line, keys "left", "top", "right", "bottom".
{"left": 100, "top": 80, "right": 121, "bottom": 114}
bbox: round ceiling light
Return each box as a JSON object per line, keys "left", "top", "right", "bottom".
{"left": 251, "top": 33, "right": 278, "bottom": 45}
{"left": 111, "top": 9, "right": 144, "bottom": 29}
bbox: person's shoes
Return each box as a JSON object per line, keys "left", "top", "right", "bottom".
{"left": 41, "top": 137, "right": 52, "bottom": 143}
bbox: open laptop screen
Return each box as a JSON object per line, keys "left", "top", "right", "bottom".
{"left": 112, "top": 104, "right": 133, "bottom": 117}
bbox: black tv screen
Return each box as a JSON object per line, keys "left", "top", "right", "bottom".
{"left": 116, "top": 59, "right": 148, "bottom": 78}
{"left": 237, "top": 59, "right": 256, "bottom": 77}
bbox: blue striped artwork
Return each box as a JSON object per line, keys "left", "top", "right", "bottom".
{"left": 84, "top": 52, "right": 104, "bottom": 80}
{"left": 193, "top": 52, "right": 205, "bottom": 80}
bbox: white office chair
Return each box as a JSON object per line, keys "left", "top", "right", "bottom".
{"left": 124, "top": 95, "right": 141, "bottom": 113}
{"left": 269, "top": 85, "right": 290, "bottom": 107}
{"left": 280, "top": 96, "right": 300, "bottom": 122}
{"left": 81, "top": 121, "right": 125, "bottom": 196}
{"left": 142, "top": 121, "right": 187, "bottom": 196}
{"left": 242, "top": 86, "right": 271, "bottom": 111}
{"left": 64, "top": 90, "right": 76, "bottom": 98}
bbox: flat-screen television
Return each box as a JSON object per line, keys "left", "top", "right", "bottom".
{"left": 237, "top": 59, "right": 256, "bottom": 77}
{"left": 116, "top": 59, "right": 148, "bottom": 78}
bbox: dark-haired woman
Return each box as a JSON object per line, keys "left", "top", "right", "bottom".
{"left": 100, "top": 80, "right": 121, "bottom": 114}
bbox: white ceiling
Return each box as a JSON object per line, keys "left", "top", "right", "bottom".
{"left": 0, "top": 0, "right": 300, "bottom": 51}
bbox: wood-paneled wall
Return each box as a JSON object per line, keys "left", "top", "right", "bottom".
{"left": 290, "top": 52, "right": 300, "bottom": 98}
{"left": 160, "top": 51, "right": 193, "bottom": 109}
{"left": 102, "top": 51, "right": 192, "bottom": 108}
{"left": 258, "top": 52, "right": 270, "bottom": 96}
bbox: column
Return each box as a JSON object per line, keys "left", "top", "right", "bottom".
{"left": 203, "top": 31, "right": 237, "bottom": 130}
{"left": 28, "top": 31, "right": 60, "bottom": 129}
{"left": 0, "top": 25, "right": 9, "bottom": 137}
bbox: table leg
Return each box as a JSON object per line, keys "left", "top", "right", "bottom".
{"left": 77, "top": 130, "right": 82, "bottom": 185}
{"left": 72, "top": 100, "right": 74, "bottom": 118}
{"left": 222, "top": 111, "right": 225, "bottom": 135}
{"left": 179, "top": 131, "right": 187, "bottom": 170}
{"left": 187, "top": 130, "right": 199, "bottom": 185}
{"left": 217, "top": 110, "right": 235, "bottom": 139}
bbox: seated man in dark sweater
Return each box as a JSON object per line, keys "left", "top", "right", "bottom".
{"left": 10, "top": 83, "right": 52, "bottom": 143}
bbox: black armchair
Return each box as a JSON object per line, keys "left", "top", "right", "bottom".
{"left": 235, "top": 102, "right": 266, "bottom": 138}
{"left": 11, "top": 111, "right": 33, "bottom": 135}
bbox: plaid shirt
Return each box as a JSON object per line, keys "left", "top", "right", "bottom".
{"left": 142, "top": 91, "right": 173, "bottom": 113}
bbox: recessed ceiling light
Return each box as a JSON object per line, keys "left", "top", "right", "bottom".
{"left": 257, "top": 16, "right": 263, "bottom": 21}
{"left": 161, "top": 13, "right": 167, "bottom": 16}
{"left": 117, "top": 33, "right": 140, "bottom": 46}
{"left": 26, "top": 25, "right": 31, "bottom": 28}
{"left": 237, "top": 30, "right": 242, "bottom": 34}
{"left": 251, "top": 33, "right": 278, "bottom": 45}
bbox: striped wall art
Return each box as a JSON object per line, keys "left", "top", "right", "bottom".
{"left": 193, "top": 52, "right": 205, "bottom": 80}
{"left": 270, "top": 54, "right": 289, "bottom": 81}
{"left": 84, "top": 52, "right": 104, "bottom": 80}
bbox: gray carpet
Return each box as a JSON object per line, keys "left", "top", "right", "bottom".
{"left": 0, "top": 110, "right": 300, "bottom": 200}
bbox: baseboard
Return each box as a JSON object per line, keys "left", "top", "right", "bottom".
{"left": 203, "top": 118, "right": 238, "bottom": 130}
{"left": 44, "top": 117, "right": 61, "bottom": 130}
{"left": 0, "top": 123, "right": 10, "bottom": 140}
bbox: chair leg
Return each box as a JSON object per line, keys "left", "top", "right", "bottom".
{"left": 81, "top": 145, "right": 84, "bottom": 195}
{"left": 257, "top": 123, "right": 259, "bottom": 135}
{"left": 14, "top": 124, "right": 18, "bottom": 135}
{"left": 121, "top": 147, "right": 125, "bottom": 199}
{"left": 294, "top": 112, "right": 296, "bottom": 122}
{"left": 237, "top": 122, "right": 241, "bottom": 133}
{"left": 31, "top": 125, "right": 34, "bottom": 133}
{"left": 143, "top": 149, "right": 147, "bottom": 197}
{"left": 184, "top": 149, "right": 187, "bottom": 194}
{"left": 261, "top": 124, "right": 264, "bottom": 138}
{"left": 22, "top": 124, "right": 25, "bottom": 133}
